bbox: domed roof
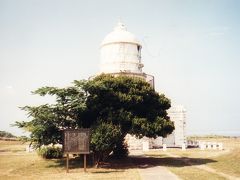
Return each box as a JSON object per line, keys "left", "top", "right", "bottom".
{"left": 101, "top": 22, "right": 141, "bottom": 46}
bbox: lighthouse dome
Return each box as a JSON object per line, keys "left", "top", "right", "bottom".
{"left": 101, "top": 22, "right": 141, "bottom": 47}
{"left": 100, "top": 22, "right": 143, "bottom": 75}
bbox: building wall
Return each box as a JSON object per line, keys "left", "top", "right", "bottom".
{"left": 125, "top": 105, "right": 186, "bottom": 149}
{"left": 166, "top": 105, "right": 187, "bottom": 147}
{"left": 100, "top": 42, "right": 143, "bottom": 74}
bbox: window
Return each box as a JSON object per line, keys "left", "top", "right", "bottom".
{"left": 137, "top": 45, "right": 140, "bottom": 52}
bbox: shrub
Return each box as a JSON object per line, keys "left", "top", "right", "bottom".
{"left": 112, "top": 140, "right": 129, "bottom": 159}
{"left": 91, "top": 123, "right": 122, "bottom": 166}
{"left": 37, "top": 146, "right": 63, "bottom": 159}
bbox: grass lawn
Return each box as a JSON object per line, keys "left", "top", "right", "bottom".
{"left": 1, "top": 137, "right": 239, "bottom": 180}
{"left": 145, "top": 137, "right": 240, "bottom": 179}
{"left": 169, "top": 166, "right": 226, "bottom": 180}
{"left": 208, "top": 146, "right": 240, "bottom": 177}
{"left": 201, "top": 137, "right": 240, "bottom": 177}
{"left": 0, "top": 140, "right": 140, "bottom": 180}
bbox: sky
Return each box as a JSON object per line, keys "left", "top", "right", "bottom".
{"left": 0, "top": 0, "right": 240, "bottom": 136}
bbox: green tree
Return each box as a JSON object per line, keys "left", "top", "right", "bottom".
{"left": 15, "top": 74, "right": 174, "bottom": 165}
{"left": 83, "top": 74, "right": 174, "bottom": 159}
{"left": 15, "top": 85, "right": 88, "bottom": 147}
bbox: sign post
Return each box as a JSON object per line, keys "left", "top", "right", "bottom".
{"left": 84, "top": 154, "right": 87, "bottom": 172}
{"left": 63, "top": 129, "right": 90, "bottom": 173}
{"left": 66, "top": 153, "right": 69, "bottom": 173}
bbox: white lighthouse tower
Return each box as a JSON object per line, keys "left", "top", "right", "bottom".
{"left": 99, "top": 22, "right": 186, "bottom": 148}
{"left": 100, "top": 22, "right": 154, "bottom": 87}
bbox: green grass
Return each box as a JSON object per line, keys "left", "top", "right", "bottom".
{"left": 145, "top": 137, "right": 240, "bottom": 179}
{"left": 208, "top": 148, "right": 240, "bottom": 177}
{"left": 0, "top": 141, "right": 140, "bottom": 180}
{"left": 169, "top": 166, "right": 227, "bottom": 180}
{"left": 189, "top": 137, "right": 240, "bottom": 177}
{"left": 1, "top": 137, "right": 239, "bottom": 180}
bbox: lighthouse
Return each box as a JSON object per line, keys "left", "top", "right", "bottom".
{"left": 99, "top": 22, "right": 154, "bottom": 88}
{"left": 99, "top": 22, "right": 186, "bottom": 148}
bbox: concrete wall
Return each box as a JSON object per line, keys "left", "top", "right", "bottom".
{"left": 100, "top": 42, "right": 143, "bottom": 74}
{"left": 125, "top": 105, "right": 186, "bottom": 149}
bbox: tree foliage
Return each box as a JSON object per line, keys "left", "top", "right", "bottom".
{"left": 15, "top": 74, "right": 174, "bottom": 164}
{"left": 84, "top": 75, "right": 174, "bottom": 138}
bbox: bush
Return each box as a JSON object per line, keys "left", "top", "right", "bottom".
{"left": 91, "top": 123, "right": 122, "bottom": 166}
{"left": 37, "top": 146, "right": 63, "bottom": 159}
{"left": 112, "top": 140, "right": 129, "bottom": 159}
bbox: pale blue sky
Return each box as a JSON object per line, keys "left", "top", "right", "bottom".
{"left": 0, "top": 0, "right": 240, "bottom": 136}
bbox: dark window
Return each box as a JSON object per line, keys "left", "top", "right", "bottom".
{"left": 137, "top": 45, "right": 140, "bottom": 52}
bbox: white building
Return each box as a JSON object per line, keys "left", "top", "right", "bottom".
{"left": 100, "top": 21, "right": 143, "bottom": 74}
{"left": 99, "top": 22, "right": 186, "bottom": 149}
{"left": 99, "top": 22, "right": 154, "bottom": 87}
{"left": 164, "top": 105, "right": 187, "bottom": 147}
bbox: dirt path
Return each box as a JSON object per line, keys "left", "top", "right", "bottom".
{"left": 137, "top": 165, "right": 180, "bottom": 180}
{"left": 129, "top": 150, "right": 180, "bottom": 180}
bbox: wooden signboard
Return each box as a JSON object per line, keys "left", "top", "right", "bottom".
{"left": 63, "top": 129, "right": 90, "bottom": 173}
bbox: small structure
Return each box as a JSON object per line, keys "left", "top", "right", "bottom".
{"left": 163, "top": 144, "right": 167, "bottom": 151}
{"left": 200, "top": 142, "right": 206, "bottom": 150}
{"left": 181, "top": 143, "right": 186, "bottom": 151}
{"left": 218, "top": 143, "right": 223, "bottom": 150}
{"left": 198, "top": 141, "right": 224, "bottom": 150}
{"left": 142, "top": 141, "right": 149, "bottom": 152}
{"left": 163, "top": 106, "right": 187, "bottom": 147}
{"left": 212, "top": 142, "right": 217, "bottom": 150}
{"left": 207, "top": 142, "right": 212, "bottom": 149}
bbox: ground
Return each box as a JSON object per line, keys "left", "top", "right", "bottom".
{"left": 144, "top": 136, "right": 240, "bottom": 179}
{"left": 0, "top": 137, "right": 239, "bottom": 180}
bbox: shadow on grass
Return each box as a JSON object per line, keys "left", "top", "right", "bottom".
{"left": 0, "top": 149, "right": 9, "bottom": 152}
{"left": 127, "top": 156, "right": 217, "bottom": 169}
{"left": 91, "top": 170, "right": 124, "bottom": 174}
{"left": 47, "top": 156, "right": 94, "bottom": 169}
{"left": 46, "top": 155, "right": 217, "bottom": 170}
